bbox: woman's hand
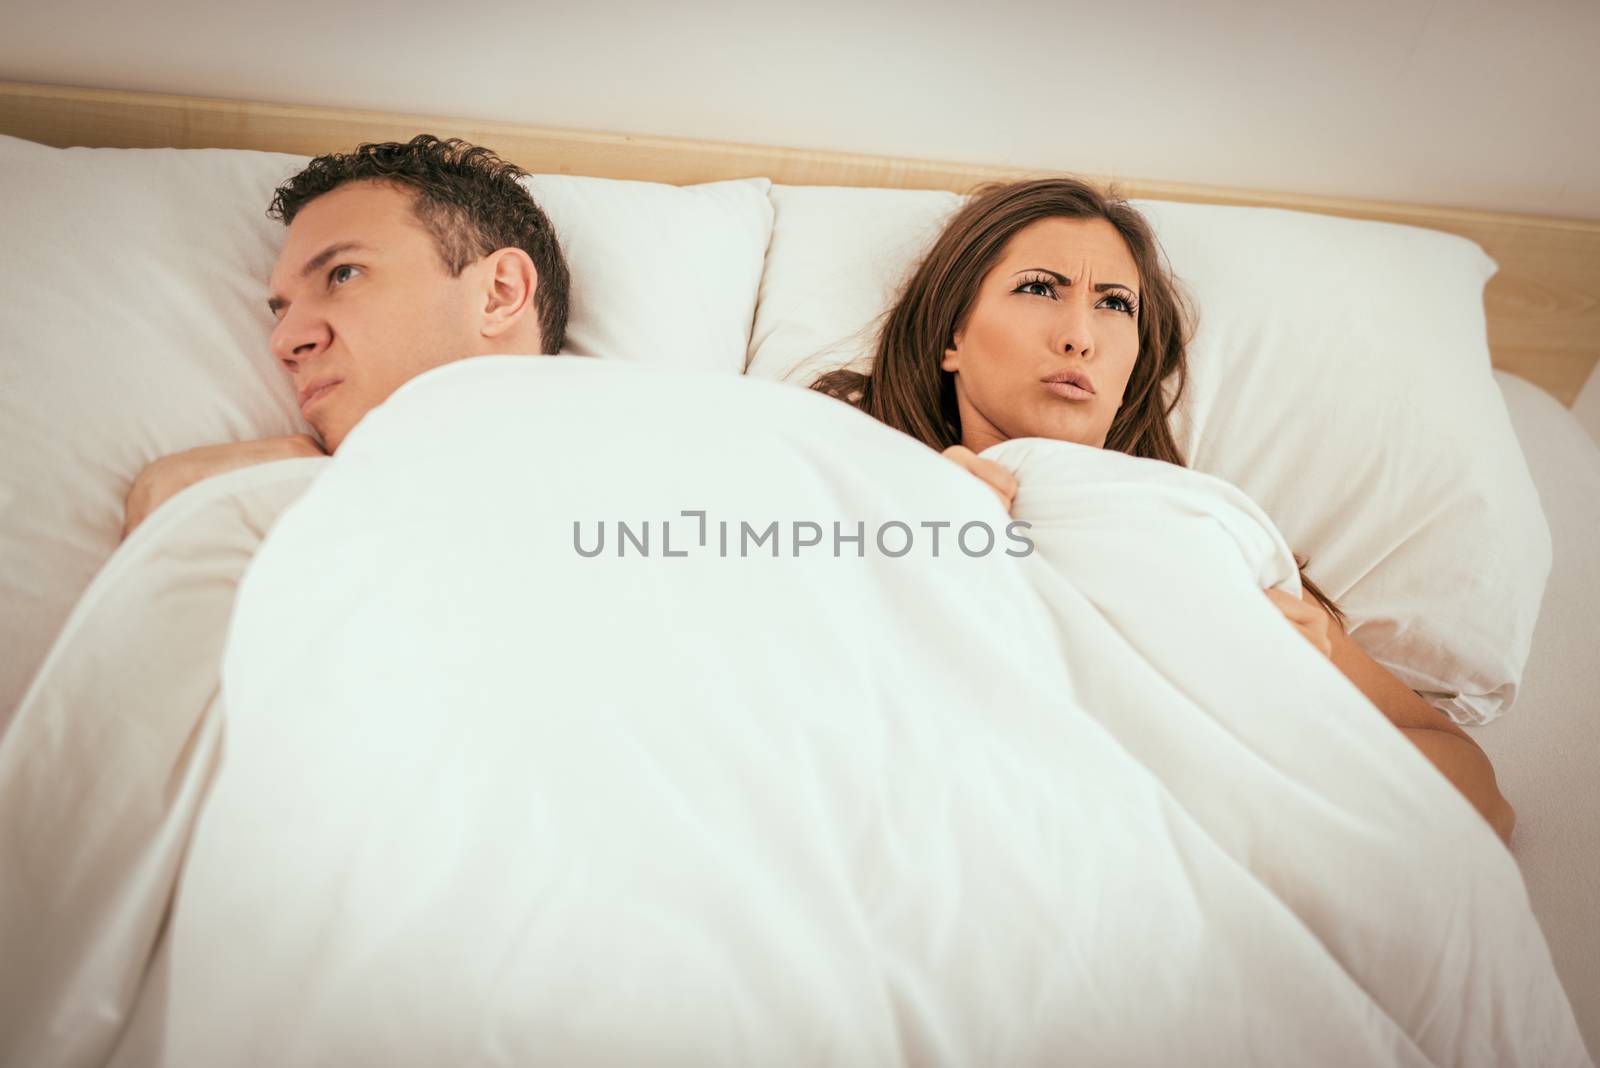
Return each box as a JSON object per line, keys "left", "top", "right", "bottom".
{"left": 122, "top": 434, "right": 326, "bottom": 540}
{"left": 942, "top": 445, "right": 1017, "bottom": 514}
{"left": 1264, "top": 586, "right": 1334, "bottom": 659}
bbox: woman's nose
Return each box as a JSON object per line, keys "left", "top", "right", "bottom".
{"left": 1054, "top": 301, "right": 1094, "bottom": 357}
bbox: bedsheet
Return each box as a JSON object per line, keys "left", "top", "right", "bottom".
{"left": 1, "top": 357, "right": 1587, "bottom": 1067}
{"left": 0, "top": 457, "right": 330, "bottom": 1068}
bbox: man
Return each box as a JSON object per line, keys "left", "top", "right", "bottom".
{"left": 121, "top": 134, "right": 571, "bottom": 537}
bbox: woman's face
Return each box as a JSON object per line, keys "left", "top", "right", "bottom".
{"left": 942, "top": 216, "right": 1142, "bottom": 452}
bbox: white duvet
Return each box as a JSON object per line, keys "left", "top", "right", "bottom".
{"left": 2, "top": 356, "right": 1588, "bottom": 1067}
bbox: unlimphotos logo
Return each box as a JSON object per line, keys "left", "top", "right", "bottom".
{"left": 573, "top": 511, "right": 1033, "bottom": 559}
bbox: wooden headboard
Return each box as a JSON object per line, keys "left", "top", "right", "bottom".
{"left": 4, "top": 80, "right": 1596, "bottom": 406}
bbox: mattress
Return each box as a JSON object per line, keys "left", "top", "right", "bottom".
{"left": 1477, "top": 370, "right": 1600, "bottom": 1055}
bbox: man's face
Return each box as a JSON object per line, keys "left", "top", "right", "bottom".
{"left": 267, "top": 181, "right": 482, "bottom": 452}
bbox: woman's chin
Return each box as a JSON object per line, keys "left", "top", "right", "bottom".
{"left": 1021, "top": 412, "right": 1105, "bottom": 450}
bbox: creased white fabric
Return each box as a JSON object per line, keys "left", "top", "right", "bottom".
{"left": 0, "top": 457, "right": 329, "bottom": 1068}
{"left": 139, "top": 357, "right": 1584, "bottom": 1067}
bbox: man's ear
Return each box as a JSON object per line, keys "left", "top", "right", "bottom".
{"left": 479, "top": 248, "right": 539, "bottom": 340}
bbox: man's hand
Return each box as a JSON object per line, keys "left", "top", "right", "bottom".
{"left": 1264, "top": 586, "right": 1334, "bottom": 659}
{"left": 942, "top": 445, "right": 1017, "bottom": 514}
{"left": 122, "top": 434, "right": 326, "bottom": 540}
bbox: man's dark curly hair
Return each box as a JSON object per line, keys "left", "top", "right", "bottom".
{"left": 267, "top": 134, "right": 570, "bottom": 354}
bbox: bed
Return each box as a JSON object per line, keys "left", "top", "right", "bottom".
{"left": 1474, "top": 370, "right": 1600, "bottom": 1051}
{"left": 0, "top": 81, "right": 1596, "bottom": 1066}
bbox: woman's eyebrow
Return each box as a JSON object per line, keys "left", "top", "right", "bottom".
{"left": 1014, "top": 267, "right": 1137, "bottom": 295}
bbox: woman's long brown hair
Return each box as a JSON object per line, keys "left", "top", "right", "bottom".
{"left": 812, "top": 177, "right": 1345, "bottom": 626}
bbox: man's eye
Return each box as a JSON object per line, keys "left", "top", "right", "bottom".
{"left": 329, "top": 264, "right": 361, "bottom": 286}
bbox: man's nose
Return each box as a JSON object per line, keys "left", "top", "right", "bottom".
{"left": 270, "top": 308, "right": 331, "bottom": 371}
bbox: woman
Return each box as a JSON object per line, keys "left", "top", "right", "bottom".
{"left": 813, "top": 178, "right": 1515, "bottom": 846}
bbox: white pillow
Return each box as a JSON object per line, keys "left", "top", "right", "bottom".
{"left": 746, "top": 185, "right": 961, "bottom": 383}
{"left": 745, "top": 184, "right": 1550, "bottom": 724}
{"left": 528, "top": 174, "right": 772, "bottom": 372}
{"left": 1133, "top": 200, "right": 1548, "bottom": 724}
{"left": 0, "top": 134, "right": 773, "bottom": 730}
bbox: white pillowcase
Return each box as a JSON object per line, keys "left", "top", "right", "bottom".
{"left": 529, "top": 174, "right": 772, "bottom": 371}
{"left": 0, "top": 134, "right": 773, "bottom": 730}
{"left": 744, "top": 184, "right": 1550, "bottom": 724}
{"left": 1134, "top": 200, "right": 1548, "bottom": 724}
{"left": 746, "top": 185, "right": 961, "bottom": 383}
{"left": 0, "top": 136, "right": 307, "bottom": 734}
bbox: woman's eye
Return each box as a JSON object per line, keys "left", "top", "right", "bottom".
{"left": 1102, "top": 295, "right": 1134, "bottom": 314}
{"left": 1018, "top": 280, "right": 1055, "bottom": 298}
{"left": 329, "top": 264, "right": 361, "bottom": 287}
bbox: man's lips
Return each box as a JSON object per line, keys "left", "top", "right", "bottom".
{"left": 298, "top": 379, "right": 342, "bottom": 414}
{"left": 1041, "top": 368, "right": 1096, "bottom": 401}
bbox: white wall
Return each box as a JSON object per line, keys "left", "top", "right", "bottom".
{"left": 3, "top": 0, "right": 1597, "bottom": 219}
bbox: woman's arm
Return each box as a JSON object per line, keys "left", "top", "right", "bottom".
{"left": 1283, "top": 587, "right": 1516, "bottom": 847}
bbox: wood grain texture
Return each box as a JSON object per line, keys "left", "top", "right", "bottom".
{"left": 4, "top": 80, "right": 1595, "bottom": 405}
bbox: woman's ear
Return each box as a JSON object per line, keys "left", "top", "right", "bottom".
{"left": 941, "top": 332, "right": 962, "bottom": 373}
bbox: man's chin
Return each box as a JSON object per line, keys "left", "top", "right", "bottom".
{"left": 309, "top": 417, "right": 341, "bottom": 456}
